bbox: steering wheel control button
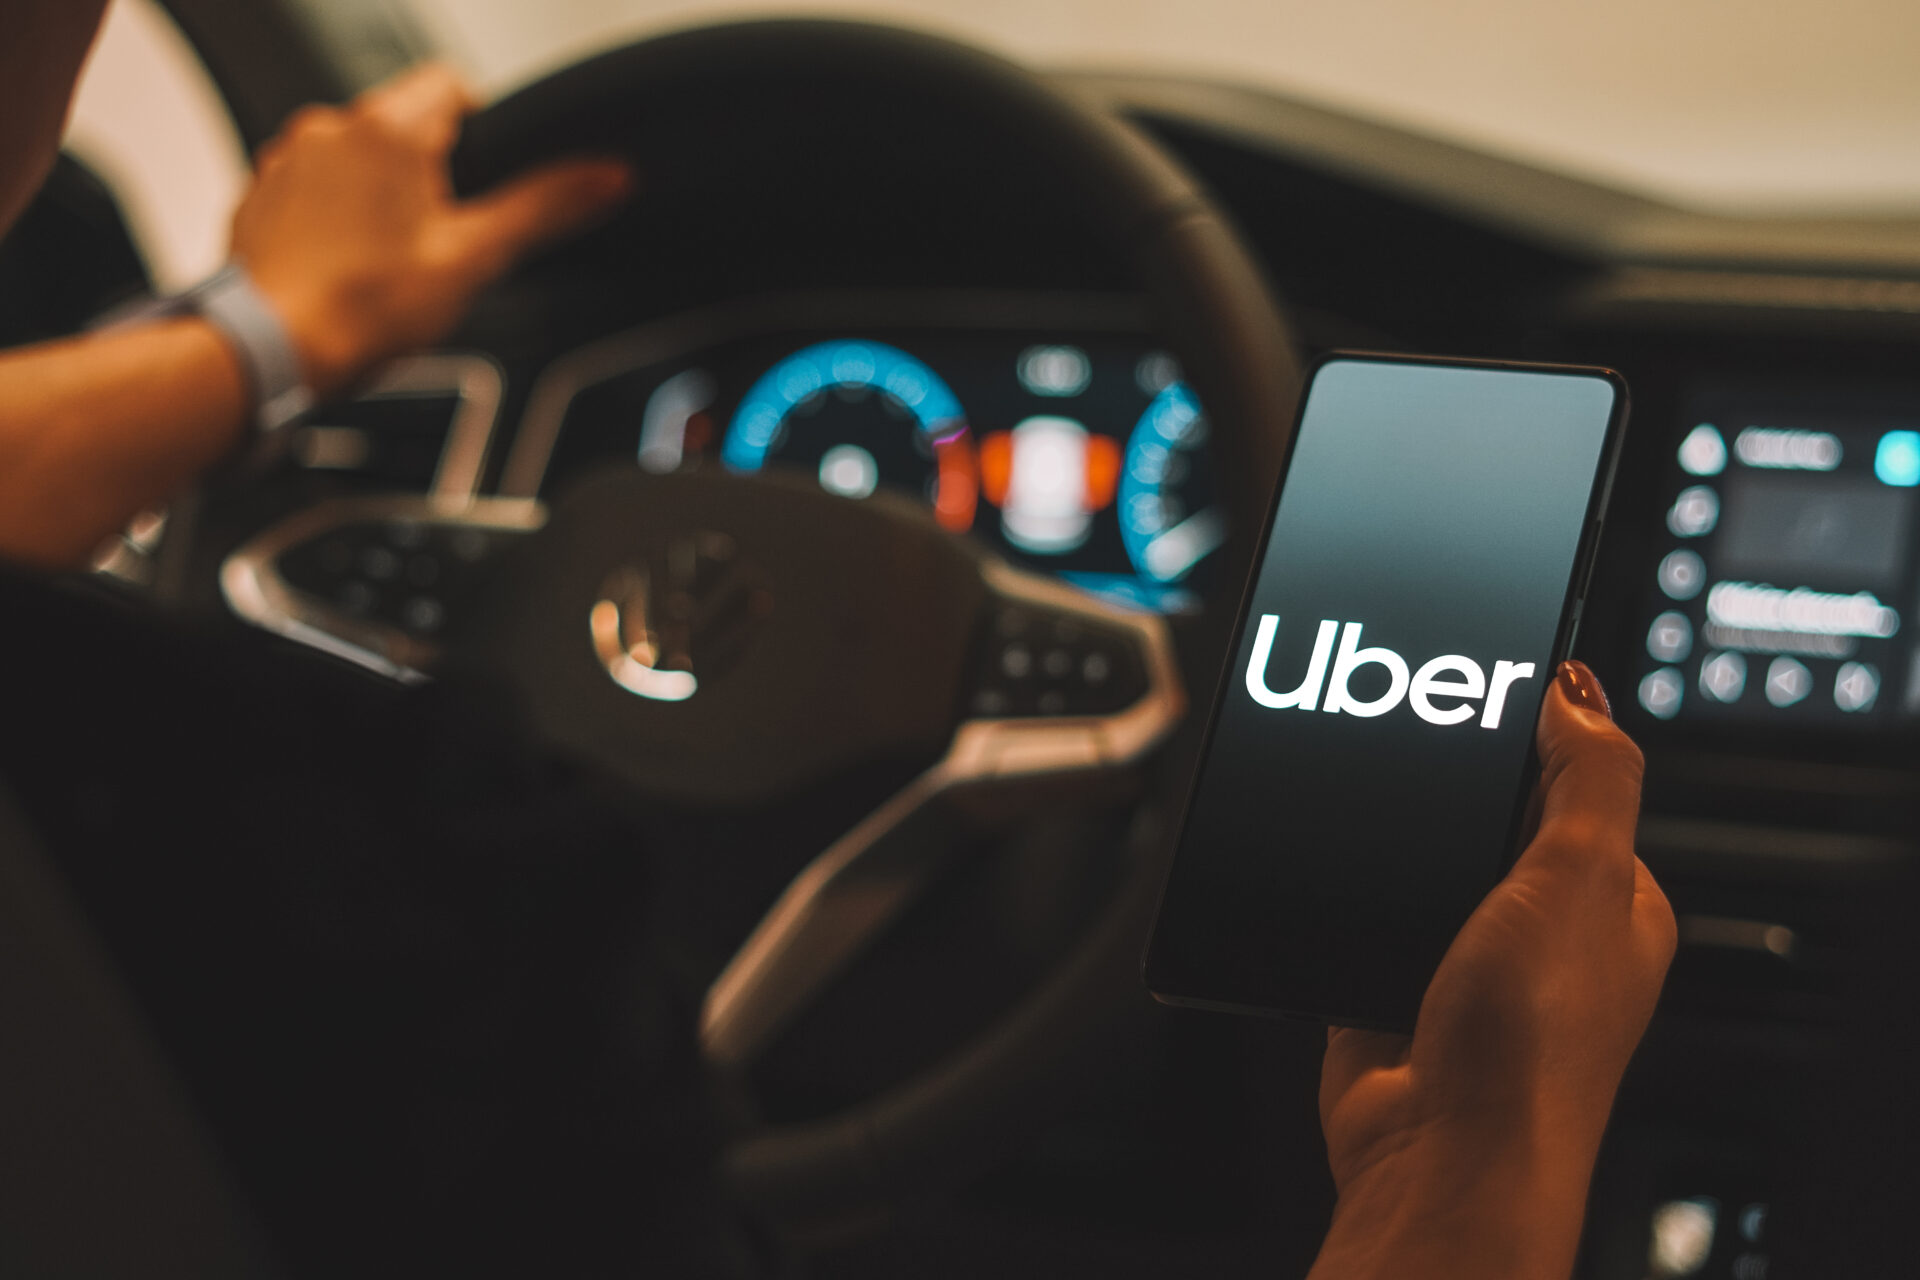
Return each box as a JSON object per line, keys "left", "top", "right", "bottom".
{"left": 972, "top": 603, "right": 1146, "bottom": 718}
{"left": 271, "top": 509, "right": 539, "bottom": 650}
{"left": 360, "top": 546, "right": 401, "bottom": 582}
{"left": 337, "top": 581, "right": 375, "bottom": 616}
{"left": 971, "top": 689, "right": 1011, "bottom": 717}
{"left": 403, "top": 597, "right": 446, "bottom": 633}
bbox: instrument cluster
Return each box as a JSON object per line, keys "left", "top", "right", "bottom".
{"left": 503, "top": 311, "right": 1220, "bottom": 614}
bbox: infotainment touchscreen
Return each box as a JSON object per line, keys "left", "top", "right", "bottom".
{"left": 1635, "top": 382, "right": 1920, "bottom": 726}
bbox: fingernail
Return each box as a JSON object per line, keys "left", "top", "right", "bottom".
{"left": 1557, "top": 659, "right": 1611, "bottom": 720}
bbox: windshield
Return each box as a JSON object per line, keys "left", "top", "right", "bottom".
{"left": 406, "top": 0, "right": 1920, "bottom": 214}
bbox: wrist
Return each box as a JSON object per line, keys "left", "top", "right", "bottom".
{"left": 1310, "top": 1133, "right": 1595, "bottom": 1280}
{"left": 244, "top": 280, "right": 365, "bottom": 402}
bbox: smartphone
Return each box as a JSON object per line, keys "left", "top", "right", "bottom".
{"left": 1144, "top": 352, "right": 1628, "bottom": 1028}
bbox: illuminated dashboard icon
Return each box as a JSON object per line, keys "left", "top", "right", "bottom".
{"left": 1647, "top": 611, "right": 1694, "bottom": 663}
{"left": 1835, "top": 660, "right": 1880, "bottom": 712}
{"left": 638, "top": 368, "right": 715, "bottom": 473}
{"left": 1134, "top": 351, "right": 1181, "bottom": 396}
{"left": 1734, "top": 426, "right": 1841, "bottom": 471}
{"left": 1017, "top": 345, "right": 1092, "bottom": 397}
{"left": 1666, "top": 485, "right": 1719, "bottom": 537}
{"left": 1678, "top": 423, "right": 1727, "bottom": 476}
{"left": 979, "top": 416, "right": 1118, "bottom": 554}
{"left": 1699, "top": 650, "right": 1748, "bottom": 703}
{"left": 1120, "top": 382, "right": 1220, "bottom": 583}
{"left": 1658, "top": 549, "right": 1706, "bottom": 600}
{"left": 723, "top": 340, "right": 977, "bottom": 533}
{"left": 1875, "top": 430, "right": 1920, "bottom": 486}
{"left": 1639, "top": 668, "right": 1684, "bottom": 720}
{"left": 818, "top": 443, "right": 878, "bottom": 499}
{"left": 1648, "top": 1196, "right": 1718, "bottom": 1279}
{"left": 1764, "top": 655, "right": 1813, "bottom": 708}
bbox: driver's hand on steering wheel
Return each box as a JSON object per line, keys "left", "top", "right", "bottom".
{"left": 1309, "top": 661, "right": 1676, "bottom": 1280}
{"left": 233, "top": 63, "right": 633, "bottom": 398}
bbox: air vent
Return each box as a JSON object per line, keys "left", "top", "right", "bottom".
{"left": 286, "top": 354, "right": 502, "bottom": 500}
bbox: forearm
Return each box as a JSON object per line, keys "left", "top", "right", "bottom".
{"left": 0, "top": 318, "right": 248, "bottom": 567}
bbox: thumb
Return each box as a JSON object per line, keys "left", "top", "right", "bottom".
{"left": 1514, "top": 660, "right": 1644, "bottom": 898}
{"left": 448, "top": 157, "right": 635, "bottom": 282}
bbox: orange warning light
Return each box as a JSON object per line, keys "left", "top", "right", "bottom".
{"left": 933, "top": 432, "right": 979, "bottom": 533}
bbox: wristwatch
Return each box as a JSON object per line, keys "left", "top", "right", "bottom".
{"left": 95, "top": 262, "right": 314, "bottom": 436}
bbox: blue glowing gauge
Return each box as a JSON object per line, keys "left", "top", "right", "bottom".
{"left": 722, "top": 340, "right": 977, "bottom": 531}
{"left": 1120, "top": 382, "right": 1223, "bottom": 584}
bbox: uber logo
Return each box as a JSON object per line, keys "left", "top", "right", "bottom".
{"left": 1244, "top": 615, "right": 1536, "bottom": 729}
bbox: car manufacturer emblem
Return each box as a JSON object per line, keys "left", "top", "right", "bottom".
{"left": 590, "top": 532, "right": 769, "bottom": 701}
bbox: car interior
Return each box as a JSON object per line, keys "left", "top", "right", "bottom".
{"left": 4, "top": 2, "right": 1918, "bottom": 1276}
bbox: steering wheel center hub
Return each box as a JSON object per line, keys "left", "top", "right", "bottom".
{"left": 588, "top": 531, "right": 770, "bottom": 703}
{"left": 458, "top": 468, "right": 987, "bottom": 805}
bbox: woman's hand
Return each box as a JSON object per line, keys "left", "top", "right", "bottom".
{"left": 231, "top": 64, "right": 633, "bottom": 398}
{"left": 1309, "top": 661, "right": 1676, "bottom": 1280}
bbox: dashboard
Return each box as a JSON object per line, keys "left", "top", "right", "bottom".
{"left": 1632, "top": 378, "right": 1920, "bottom": 731}
{"left": 501, "top": 301, "right": 1218, "bottom": 615}
{"left": 39, "top": 50, "right": 1920, "bottom": 1280}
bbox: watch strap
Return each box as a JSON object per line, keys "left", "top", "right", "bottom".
{"left": 189, "top": 264, "right": 313, "bottom": 435}
{"left": 92, "top": 263, "right": 313, "bottom": 436}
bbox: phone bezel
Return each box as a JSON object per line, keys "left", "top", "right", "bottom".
{"left": 1141, "top": 349, "right": 1633, "bottom": 1029}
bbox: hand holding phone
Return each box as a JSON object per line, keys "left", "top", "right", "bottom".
{"left": 1145, "top": 353, "right": 1631, "bottom": 1027}
{"left": 1309, "top": 663, "right": 1675, "bottom": 1280}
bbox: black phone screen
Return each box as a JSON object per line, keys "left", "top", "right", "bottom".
{"left": 1145, "top": 355, "right": 1627, "bottom": 1027}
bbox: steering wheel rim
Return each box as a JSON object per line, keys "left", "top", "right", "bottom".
{"left": 447, "top": 18, "right": 1305, "bottom": 1232}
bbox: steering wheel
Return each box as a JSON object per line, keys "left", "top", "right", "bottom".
{"left": 226, "top": 19, "right": 1303, "bottom": 1234}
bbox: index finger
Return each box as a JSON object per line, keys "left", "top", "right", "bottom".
{"left": 355, "top": 62, "right": 475, "bottom": 150}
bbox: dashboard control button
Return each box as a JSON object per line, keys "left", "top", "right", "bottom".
{"left": 1639, "top": 667, "right": 1683, "bottom": 720}
{"left": 1699, "top": 651, "right": 1747, "bottom": 703}
{"left": 1658, "top": 549, "right": 1706, "bottom": 601}
{"left": 1763, "top": 656, "right": 1811, "bottom": 708}
{"left": 1835, "top": 661, "right": 1880, "bottom": 712}
{"left": 1647, "top": 611, "right": 1693, "bottom": 663}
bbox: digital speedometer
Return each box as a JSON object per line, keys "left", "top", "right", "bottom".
{"left": 1119, "top": 381, "right": 1223, "bottom": 585}
{"left": 721, "top": 340, "right": 978, "bottom": 532}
